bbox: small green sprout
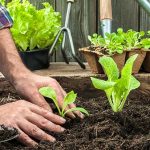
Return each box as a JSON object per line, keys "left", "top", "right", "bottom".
{"left": 88, "top": 28, "right": 150, "bottom": 54}
{"left": 91, "top": 54, "right": 140, "bottom": 112}
{"left": 39, "top": 87, "right": 89, "bottom": 117}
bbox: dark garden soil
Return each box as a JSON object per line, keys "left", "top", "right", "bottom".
{"left": 83, "top": 46, "right": 108, "bottom": 55}
{"left": 0, "top": 125, "right": 19, "bottom": 143}
{"left": 0, "top": 79, "right": 150, "bottom": 150}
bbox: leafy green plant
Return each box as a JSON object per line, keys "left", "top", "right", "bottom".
{"left": 139, "top": 31, "right": 150, "bottom": 49}
{"left": 91, "top": 54, "right": 140, "bottom": 112}
{"left": 39, "top": 87, "right": 89, "bottom": 117}
{"left": 105, "top": 31, "right": 124, "bottom": 54}
{"left": 88, "top": 28, "right": 150, "bottom": 55}
{"left": 88, "top": 34, "right": 105, "bottom": 47}
{"left": 124, "top": 29, "right": 145, "bottom": 50}
{"left": 88, "top": 28, "right": 125, "bottom": 55}
{"left": 6, "top": 0, "right": 61, "bottom": 51}
{"left": 0, "top": 0, "right": 5, "bottom": 5}
{"left": 147, "top": 31, "right": 150, "bottom": 35}
{"left": 140, "top": 38, "right": 150, "bottom": 49}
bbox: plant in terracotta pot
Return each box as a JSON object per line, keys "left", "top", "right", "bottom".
{"left": 142, "top": 31, "right": 150, "bottom": 72}
{"left": 6, "top": 0, "right": 62, "bottom": 70}
{"left": 80, "top": 28, "right": 126, "bottom": 74}
{"left": 80, "top": 28, "right": 150, "bottom": 74}
{"left": 123, "top": 29, "right": 149, "bottom": 74}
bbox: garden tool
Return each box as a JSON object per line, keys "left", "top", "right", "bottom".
{"left": 136, "top": 0, "right": 150, "bottom": 15}
{"left": 100, "top": 0, "right": 112, "bottom": 37}
{"left": 49, "top": 0, "right": 86, "bottom": 69}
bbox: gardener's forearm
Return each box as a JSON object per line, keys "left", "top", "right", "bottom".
{"left": 0, "top": 28, "right": 30, "bottom": 84}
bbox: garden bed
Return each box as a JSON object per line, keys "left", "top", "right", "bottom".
{"left": 0, "top": 75, "right": 149, "bottom": 150}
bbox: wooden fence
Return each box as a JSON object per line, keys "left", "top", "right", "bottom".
{"left": 6, "top": 0, "right": 150, "bottom": 62}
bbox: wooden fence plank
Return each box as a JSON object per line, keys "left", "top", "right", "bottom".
{"left": 111, "top": 0, "right": 139, "bottom": 32}
{"left": 6, "top": 0, "right": 150, "bottom": 62}
{"left": 55, "top": 0, "right": 97, "bottom": 62}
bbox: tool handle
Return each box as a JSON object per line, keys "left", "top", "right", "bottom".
{"left": 100, "top": 0, "right": 112, "bottom": 20}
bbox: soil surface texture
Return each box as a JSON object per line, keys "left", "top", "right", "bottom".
{"left": 0, "top": 79, "right": 149, "bottom": 150}
{"left": 0, "top": 125, "right": 19, "bottom": 143}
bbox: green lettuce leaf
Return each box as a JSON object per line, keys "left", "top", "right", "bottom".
{"left": 7, "top": 0, "right": 62, "bottom": 51}
{"left": 99, "top": 56, "right": 119, "bottom": 81}
{"left": 91, "top": 77, "right": 116, "bottom": 90}
{"left": 62, "top": 91, "right": 77, "bottom": 113}
{"left": 91, "top": 54, "right": 140, "bottom": 112}
{"left": 39, "top": 87, "right": 61, "bottom": 115}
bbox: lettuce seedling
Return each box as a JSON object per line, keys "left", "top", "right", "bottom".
{"left": 39, "top": 87, "right": 89, "bottom": 117}
{"left": 91, "top": 54, "right": 140, "bottom": 112}
{"left": 105, "top": 32, "right": 124, "bottom": 54}
{"left": 88, "top": 28, "right": 150, "bottom": 55}
{"left": 124, "top": 30, "right": 145, "bottom": 49}
{"left": 140, "top": 31, "right": 150, "bottom": 49}
{"left": 88, "top": 34, "right": 106, "bottom": 47}
{"left": 140, "top": 38, "right": 150, "bottom": 49}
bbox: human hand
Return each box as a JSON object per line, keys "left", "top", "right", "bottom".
{"left": 0, "top": 100, "right": 66, "bottom": 147}
{"left": 13, "top": 72, "right": 84, "bottom": 119}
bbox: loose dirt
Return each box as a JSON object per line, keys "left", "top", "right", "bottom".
{"left": 0, "top": 79, "right": 149, "bottom": 150}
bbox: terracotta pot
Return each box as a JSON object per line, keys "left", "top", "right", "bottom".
{"left": 81, "top": 50, "right": 103, "bottom": 74}
{"left": 97, "top": 52, "right": 126, "bottom": 72}
{"left": 143, "top": 51, "right": 150, "bottom": 72}
{"left": 126, "top": 49, "right": 147, "bottom": 74}
{"left": 80, "top": 47, "right": 126, "bottom": 74}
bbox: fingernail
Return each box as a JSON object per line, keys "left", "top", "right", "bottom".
{"left": 51, "top": 138, "right": 56, "bottom": 142}
{"left": 30, "top": 142, "right": 38, "bottom": 147}
{"left": 80, "top": 113, "right": 85, "bottom": 119}
{"left": 71, "top": 114, "right": 76, "bottom": 119}
{"left": 60, "top": 118, "right": 66, "bottom": 123}
{"left": 61, "top": 127, "right": 65, "bottom": 132}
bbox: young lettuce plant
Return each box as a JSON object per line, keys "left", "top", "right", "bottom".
{"left": 88, "top": 28, "right": 150, "bottom": 55}
{"left": 140, "top": 38, "right": 150, "bottom": 49}
{"left": 140, "top": 31, "right": 150, "bottom": 49}
{"left": 39, "top": 87, "right": 89, "bottom": 117}
{"left": 88, "top": 29, "right": 126, "bottom": 55}
{"left": 105, "top": 32, "right": 124, "bottom": 54}
{"left": 124, "top": 29, "right": 145, "bottom": 50}
{"left": 91, "top": 54, "right": 140, "bottom": 112}
{"left": 88, "top": 33, "right": 106, "bottom": 47}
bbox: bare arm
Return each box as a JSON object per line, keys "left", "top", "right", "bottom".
{"left": 0, "top": 28, "right": 30, "bottom": 84}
